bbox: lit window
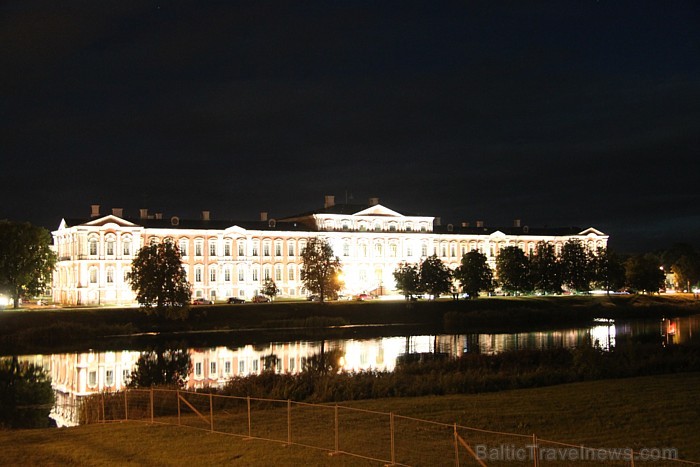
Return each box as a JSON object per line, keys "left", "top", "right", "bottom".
{"left": 450, "top": 245, "right": 456, "bottom": 257}
{"left": 89, "top": 238, "right": 98, "bottom": 256}
{"left": 179, "top": 240, "right": 188, "bottom": 256}
{"left": 275, "top": 243, "right": 282, "bottom": 256}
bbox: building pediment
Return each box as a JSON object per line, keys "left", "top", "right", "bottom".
{"left": 489, "top": 230, "right": 507, "bottom": 238}
{"left": 83, "top": 215, "right": 137, "bottom": 228}
{"left": 578, "top": 227, "right": 606, "bottom": 237}
{"left": 352, "top": 204, "right": 404, "bottom": 218}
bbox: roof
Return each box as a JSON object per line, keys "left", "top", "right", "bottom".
{"left": 59, "top": 217, "right": 310, "bottom": 232}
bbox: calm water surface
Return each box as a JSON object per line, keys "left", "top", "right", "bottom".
{"left": 13, "top": 314, "right": 699, "bottom": 427}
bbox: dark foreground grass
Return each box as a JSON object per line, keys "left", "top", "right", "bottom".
{"left": 2, "top": 372, "right": 699, "bottom": 466}
{"left": 2, "top": 294, "right": 699, "bottom": 354}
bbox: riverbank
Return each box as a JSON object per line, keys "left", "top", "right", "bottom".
{"left": 2, "top": 294, "right": 699, "bottom": 354}
{"left": 1, "top": 372, "right": 698, "bottom": 465}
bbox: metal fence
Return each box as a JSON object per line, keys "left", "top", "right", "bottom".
{"left": 82, "top": 388, "right": 699, "bottom": 466}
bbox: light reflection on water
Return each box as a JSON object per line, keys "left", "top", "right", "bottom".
{"left": 12, "top": 314, "right": 700, "bottom": 427}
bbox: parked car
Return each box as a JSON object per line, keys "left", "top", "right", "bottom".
{"left": 192, "top": 298, "right": 213, "bottom": 305}
{"left": 307, "top": 294, "right": 320, "bottom": 301}
{"left": 252, "top": 295, "right": 270, "bottom": 303}
{"left": 354, "top": 293, "right": 372, "bottom": 301}
{"left": 227, "top": 297, "right": 245, "bottom": 304}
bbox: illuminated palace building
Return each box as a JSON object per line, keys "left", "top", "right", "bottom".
{"left": 51, "top": 195, "right": 608, "bottom": 306}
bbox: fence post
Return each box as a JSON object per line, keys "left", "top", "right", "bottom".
{"left": 287, "top": 400, "right": 291, "bottom": 446}
{"left": 247, "top": 396, "right": 252, "bottom": 438}
{"left": 101, "top": 392, "right": 105, "bottom": 424}
{"left": 150, "top": 387, "right": 154, "bottom": 424}
{"left": 532, "top": 434, "right": 538, "bottom": 467}
{"left": 390, "top": 412, "right": 395, "bottom": 466}
{"left": 334, "top": 404, "right": 339, "bottom": 455}
{"left": 124, "top": 390, "right": 128, "bottom": 421}
{"left": 209, "top": 392, "right": 214, "bottom": 432}
{"left": 453, "top": 423, "right": 459, "bottom": 467}
{"left": 177, "top": 389, "right": 181, "bottom": 426}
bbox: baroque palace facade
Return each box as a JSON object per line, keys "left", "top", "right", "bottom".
{"left": 51, "top": 195, "right": 608, "bottom": 306}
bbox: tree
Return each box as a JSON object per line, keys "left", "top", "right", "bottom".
{"left": 560, "top": 239, "right": 593, "bottom": 293}
{"left": 127, "top": 241, "right": 191, "bottom": 319}
{"left": 592, "top": 247, "right": 626, "bottom": 294}
{"left": 529, "top": 242, "right": 562, "bottom": 295}
{"left": 262, "top": 279, "right": 280, "bottom": 300}
{"left": 418, "top": 254, "right": 453, "bottom": 299}
{"left": 0, "top": 221, "right": 57, "bottom": 309}
{"left": 454, "top": 251, "right": 493, "bottom": 298}
{"left": 393, "top": 263, "right": 422, "bottom": 299}
{"left": 672, "top": 254, "right": 700, "bottom": 292}
{"left": 300, "top": 237, "right": 342, "bottom": 303}
{"left": 0, "top": 357, "right": 54, "bottom": 428}
{"left": 625, "top": 254, "right": 665, "bottom": 294}
{"left": 127, "top": 348, "right": 191, "bottom": 389}
{"left": 495, "top": 246, "right": 531, "bottom": 295}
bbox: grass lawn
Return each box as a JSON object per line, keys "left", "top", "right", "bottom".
{"left": 2, "top": 372, "right": 699, "bottom": 466}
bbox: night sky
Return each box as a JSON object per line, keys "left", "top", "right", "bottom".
{"left": 2, "top": 1, "right": 699, "bottom": 253}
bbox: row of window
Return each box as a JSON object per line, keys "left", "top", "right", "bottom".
{"left": 322, "top": 219, "right": 430, "bottom": 233}
{"left": 193, "top": 357, "right": 303, "bottom": 378}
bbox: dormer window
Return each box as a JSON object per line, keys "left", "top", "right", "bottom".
{"left": 342, "top": 220, "right": 351, "bottom": 231}
{"left": 373, "top": 222, "right": 382, "bottom": 232}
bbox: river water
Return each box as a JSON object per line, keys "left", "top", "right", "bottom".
{"left": 12, "top": 314, "right": 700, "bottom": 427}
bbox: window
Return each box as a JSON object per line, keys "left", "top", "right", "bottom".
{"left": 106, "top": 268, "right": 114, "bottom": 284}
{"left": 275, "top": 242, "right": 282, "bottom": 257}
{"left": 252, "top": 269, "right": 259, "bottom": 281}
{"left": 375, "top": 243, "right": 383, "bottom": 257}
{"left": 361, "top": 244, "right": 368, "bottom": 257}
{"left": 389, "top": 223, "right": 397, "bottom": 232}
{"left": 123, "top": 369, "right": 130, "bottom": 383}
{"left": 263, "top": 243, "right": 270, "bottom": 257}
{"left": 288, "top": 267, "right": 295, "bottom": 281}
{"left": 289, "top": 358, "right": 295, "bottom": 372}
{"left": 407, "top": 246, "right": 413, "bottom": 257}
{"left": 264, "top": 267, "right": 270, "bottom": 281}
{"left": 106, "top": 240, "right": 114, "bottom": 256}
{"left": 89, "top": 268, "right": 97, "bottom": 284}
{"left": 225, "top": 361, "right": 231, "bottom": 374}
{"left": 224, "top": 242, "right": 231, "bottom": 257}
{"left": 405, "top": 223, "right": 413, "bottom": 232}
{"left": 252, "top": 244, "right": 259, "bottom": 256}
{"left": 390, "top": 244, "right": 397, "bottom": 257}
{"left": 239, "top": 360, "right": 245, "bottom": 374}
{"left": 441, "top": 245, "right": 447, "bottom": 257}
{"left": 342, "top": 220, "right": 350, "bottom": 231}
{"left": 195, "top": 242, "right": 203, "bottom": 257}
{"left": 105, "top": 369, "right": 114, "bottom": 386}
{"left": 238, "top": 242, "right": 244, "bottom": 256}
{"left": 209, "top": 242, "right": 217, "bottom": 257}
{"left": 420, "top": 224, "right": 427, "bottom": 232}
{"left": 88, "top": 371, "right": 97, "bottom": 387}
{"left": 123, "top": 240, "right": 132, "bottom": 256}
{"left": 288, "top": 242, "right": 295, "bottom": 256}
{"left": 450, "top": 245, "right": 456, "bottom": 258}
{"left": 210, "top": 268, "right": 216, "bottom": 283}
{"left": 275, "top": 266, "right": 282, "bottom": 281}
{"left": 195, "top": 362, "right": 202, "bottom": 377}
{"left": 210, "top": 362, "right": 217, "bottom": 375}
{"left": 421, "top": 243, "right": 428, "bottom": 257}
{"left": 179, "top": 239, "right": 188, "bottom": 256}
{"left": 343, "top": 242, "right": 350, "bottom": 257}
{"left": 195, "top": 267, "right": 203, "bottom": 283}
{"left": 374, "top": 222, "right": 382, "bottom": 232}
{"left": 252, "top": 360, "right": 259, "bottom": 372}
{"left": 89, "top": 238, "right": 98, "bottom": 256}
{"left": 224, "top": 268, "right": 231, "bottom": 282}
{"left": 238, "top": 268, "right": 245, "bottom": 282}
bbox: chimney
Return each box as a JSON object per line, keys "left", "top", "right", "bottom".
{"left": 202, "top": 210, "right": 210, "bottom": 221}
{"left": 461, "top": 221, "right": 470, "bottom": 228}
{"left": 369, "top": 197, "right": 379, "bottom": 206}
{"left": 139, "top": 208, "right": 149, "bottom": 219}
{"left": 476, "top": 220, "right": 484, "bottom": 228}
{"left": 434, "top": 217, "right": 441, "bottom": 226}
{"left": 324, "top": 195, "right": 335, "bottom": 208}
{"left": 90, "top": 204, "right": 100, "bottom": 218}
{"left": 513, "top": 219, "right": 521, "bottom": 228}
{"left": 112, "top": 207, "right": 123, "bottom": 217}
{"left": 155, "top": 213, "right": 163, "bottom": 220}
{"left": 260, "top": 211, "right": 268, "bottom": 222}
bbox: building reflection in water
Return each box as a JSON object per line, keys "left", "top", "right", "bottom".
{"left": 15, "top": 314, "right": 699, "bottom": 427}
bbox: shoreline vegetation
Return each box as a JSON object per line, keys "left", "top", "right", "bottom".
{"left": 1, "top": 294, "right": 699, "bottom": 355}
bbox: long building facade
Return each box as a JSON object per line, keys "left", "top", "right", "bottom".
{"left": 51, "top": 196, "right": 608, "bottom": 306}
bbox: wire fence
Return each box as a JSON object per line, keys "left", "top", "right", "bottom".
{"left": 82, "top": 388, "right": 699, "bottom": 466}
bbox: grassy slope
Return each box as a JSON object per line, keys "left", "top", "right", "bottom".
{"left": 2, "top": 372, "right": 699, "bottom": 465}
